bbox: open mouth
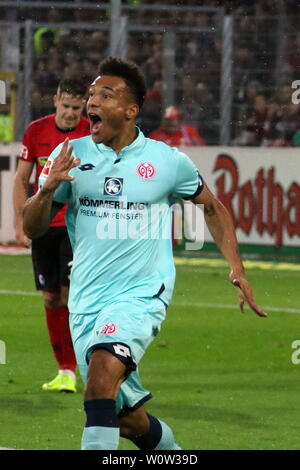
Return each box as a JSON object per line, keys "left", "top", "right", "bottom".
{"left": 88, "top": 113, "right": 103, "bottom": 133}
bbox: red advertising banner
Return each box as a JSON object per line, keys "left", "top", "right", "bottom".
{"left": 185, "top": 147, "right": 300, "bottom": 248}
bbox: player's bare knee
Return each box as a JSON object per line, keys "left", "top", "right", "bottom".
{"left": 42, "top": 291, "right": 61, "bottom": 309}
{"left": 85, "top": 375, "right": 116, "bottom": 400}
{"left": 84, "top": 349, "right": 126, "bottom": 400}
{"left": 60, "top": 285, "right": 69, "bottom": 306}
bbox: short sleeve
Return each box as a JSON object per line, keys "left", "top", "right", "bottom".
{"left": 172, "top": 149, "right": 204, "bottom": 200}
{"left": 19, "top": 124, "right": 36, "bottom": 162}
{"left": 38, "top": 142, "right": 71, "bottom": 204}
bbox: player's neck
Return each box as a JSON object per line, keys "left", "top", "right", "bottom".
{"left": 105, "top": 125, "right": 138, "bottom": 155}
{"left": 55, "top": 116, "right": 76, "bottom": 133}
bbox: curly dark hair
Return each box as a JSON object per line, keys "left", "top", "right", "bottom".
{"left": 98, "top": 56, "right": 147, "bottom": 110}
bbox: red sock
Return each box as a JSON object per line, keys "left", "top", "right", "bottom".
{"left": 45, "top": 306, "right": 77, "bottom": 371}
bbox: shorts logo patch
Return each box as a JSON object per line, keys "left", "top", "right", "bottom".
{"left": 101, "top": 322, "right": 117, "bottom": 335}
{"left": 104, "top": 177, "right": 123, "bottom": 195}
{"left": 113, "top": 344, "right": 131, "bottom": 358}
{"left": 137, "top": 162, "right": 155, "bottom": 180}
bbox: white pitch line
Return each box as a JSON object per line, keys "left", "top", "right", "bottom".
{"left": 173, "top": 301, "right": 300, "bottom": 315}
{"left": 0, "top": 289, "right": 40, "bottom": 297}
{"left": 0, "top": 290, "right": 299, "bottom": 314}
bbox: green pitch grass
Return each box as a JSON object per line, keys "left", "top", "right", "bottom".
{"left": 0, "top": 254, "right": 300, "bottom": 450}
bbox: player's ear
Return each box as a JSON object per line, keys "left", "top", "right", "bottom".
{"left": 53, "top": 94, "right": 58, "bottom": 109}
{"left": 125, "top": 103, "right": 139, "bottom": 120}
{"left": 80, "top": 98, "right": 87, "bottom": 111}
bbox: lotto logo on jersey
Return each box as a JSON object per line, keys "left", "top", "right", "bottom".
{"left": 19, "top": 145, "right": 28, "bottom": 160}
{"left": 40, "top": 159, "right": 52, "bottom": 178}
{"left": 104, "top": 177, "right": 123, "bottom": 196}
{"left": 79, "top": 163, "right": 95, "bottom": 171}
{"left": 100, "top": 322, "right": 117, "bottom": 335}
{"left": 137, "top": 162, "right": 155, "bottom": 179}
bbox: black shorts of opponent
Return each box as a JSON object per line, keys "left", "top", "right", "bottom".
{"left": 31, "top": 226, "right": 73, "bottom": 291}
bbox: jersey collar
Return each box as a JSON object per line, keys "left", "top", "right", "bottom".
{"left": 94, "top": 126, "right": 146, "bottom": 156}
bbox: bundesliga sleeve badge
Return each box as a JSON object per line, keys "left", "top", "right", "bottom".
{"left": 19, "top": 145, "right": 28, "bottom": 159}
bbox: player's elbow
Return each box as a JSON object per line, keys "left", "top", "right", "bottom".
{"left": 204, "top": 198, "right": 233, "bottom": 227}
{"left": 23, "top": 222, "right": 48, "bottom": 240}
{"left": 23, "top": 217, "right": 45, "bottom": 240}
{"left": 23, "top": 200, "right": 48, "bottom": 239}
{"left": 204, "top": 201, "right": 216, "bottom": 217}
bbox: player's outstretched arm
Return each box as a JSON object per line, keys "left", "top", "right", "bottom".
{"left": 23, "top": 138, "right": 80, "bottom": 239}
{"left": 13, "top": 160, "right": 34, "bottom": 247}
{"left": 193, "top": 183, "right": 267, "bottom": 318}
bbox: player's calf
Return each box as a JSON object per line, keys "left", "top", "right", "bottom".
{"left": 120, "top": 409, "right": 182, "bottom": 450}
{"left": 119, "top": 406, "right": 150, "bottom": 439}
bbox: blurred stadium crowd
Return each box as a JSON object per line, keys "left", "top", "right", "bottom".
{"left": 2, "top": 0, "right": 300, "bottom": 145}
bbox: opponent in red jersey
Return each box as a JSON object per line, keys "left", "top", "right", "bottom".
{"left": 149, "top": 105, "right": 206, "bottom": 147}
{"left": 13, "top": 79, "right": 90, "bottom": 392}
